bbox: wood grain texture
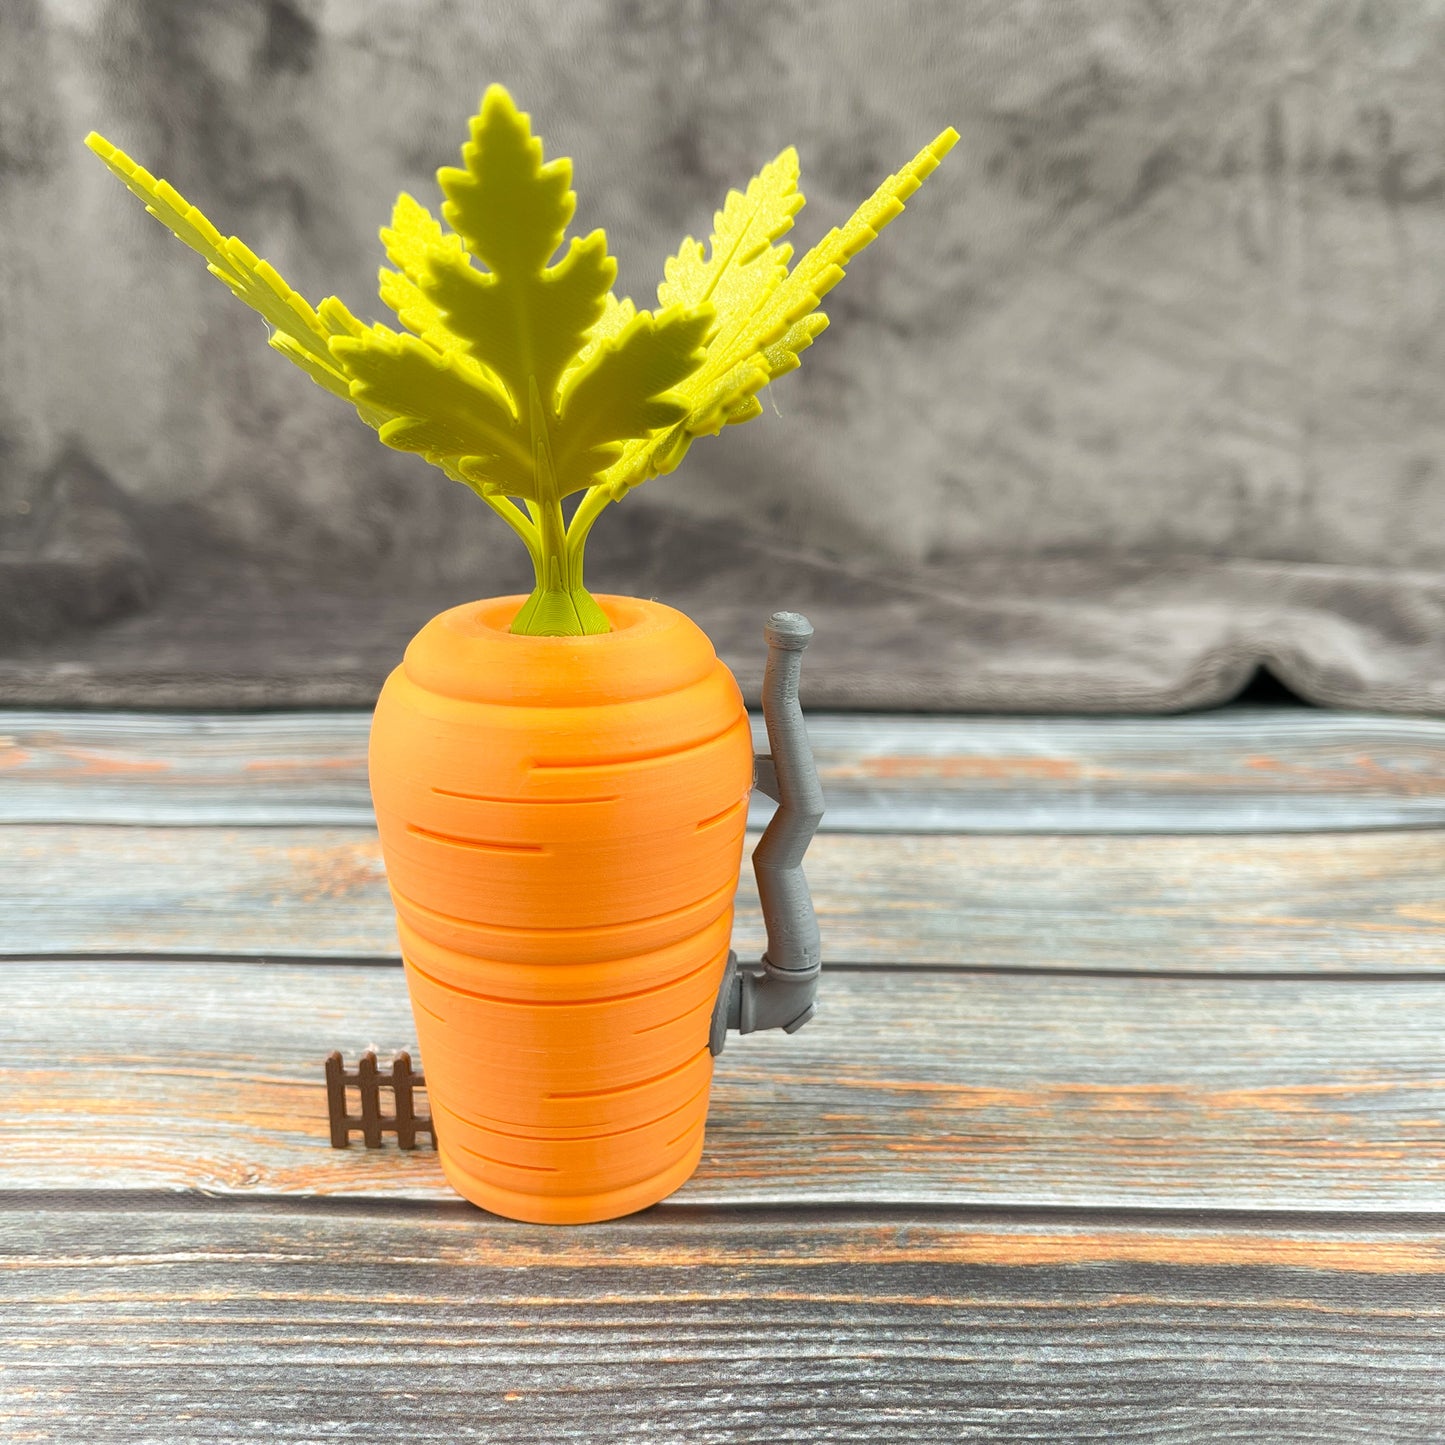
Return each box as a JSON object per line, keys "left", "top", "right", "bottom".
{"left": 4, "top": 1206, "right": 1444, "bottom": 1443}
{"left": 5, "top": 822, "right": 1445, "bottom": 974}
{"left": 4, "top": 961, "right": 1442, "bottom": 1208}
{"left": 5, "top": 708, "right": 1445, "bottom": 831}
{"left": 5, "top": 703, "right": 1442, "bottom": 1432}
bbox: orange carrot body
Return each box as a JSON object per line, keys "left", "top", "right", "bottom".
{"left": 369, "top": 595, "right": 753, "bottom": 1222}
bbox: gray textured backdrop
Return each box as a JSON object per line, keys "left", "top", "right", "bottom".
{"left": 2, "top": 0, "right": 1444, "bottom": 710}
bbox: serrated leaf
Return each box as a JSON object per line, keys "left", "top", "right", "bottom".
{"left": 269, "top": 333, "right": 351, "bottom": 400}
{"left": 378, "top": 192, "right": 470, "bottom": 354}
{"left": 329, "top": 326, "right": 530, "bottom": 495}
{"left": 553, "top": 305, "right": 712, "bottom": 493}
{"left": 438, "top": 84, "right": 575, "bottom": 276}
{"left": 316, "top": 295, "right": 367, "bottom": 340}
{"left": 657, "top": 146, "right": 801, "bottom": 335}
{"left": 84, "top": 131, "right": 359, "bottom": 403}
{"left": 382, "top": 191, "right": 466, "bottom": 281}
{"left": 563, "top": 291, "right": 638, "bottom": 383}
{"left": 724, "top": 396, "right": 764, "bottom": 425}
{"left": 423, "top": 229, "right": 614, "bottom": 413}
{"left": 601, "top": 126, "right": 959, "bottom": 496}
{"left": 276, "top": 294, "right": 390, "bottom": 411}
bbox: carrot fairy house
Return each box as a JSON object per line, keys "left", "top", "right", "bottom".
{"left": 89, "top": 85, "right": 955, "bottom": 1221}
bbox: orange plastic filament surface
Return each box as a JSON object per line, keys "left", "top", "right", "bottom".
{"left": 369, "top": 595, "right": 753, "bottom": 1222}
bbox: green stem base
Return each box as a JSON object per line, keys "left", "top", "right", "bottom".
{"left": 510, "top": 586, "right": 612, "bottom": 637}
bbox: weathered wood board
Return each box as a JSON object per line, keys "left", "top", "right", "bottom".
{"left": 5, "top": 822, "right": 1445, "bottom": 973}
{"left": 4, "top": 702, "right": 1443, "bottom": 1439}
{"left": 4, "top": 709, "right": 1445, "bottom": 831}
{"left": 4, "top": 961, "right": 1442, "bottom": 1209}
{"left": 4, "top": 1206, "right": 1444, "bottom": 1444}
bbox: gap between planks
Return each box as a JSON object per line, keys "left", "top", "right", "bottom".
{"left": 4, "top": 1200, "right": 1445, "bottom": 1273}
{"left": 4, "top": 707, "right": 1445, "bottom": 833}
{"left": 9, "top": 1187, "right": 1445, "bottom": 1235}
{"left": 11, "top": 950, "right": 1445, "bottom": 982}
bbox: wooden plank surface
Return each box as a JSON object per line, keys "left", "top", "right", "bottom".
{"left": 4, "top": 961, "right": 1442, "bottom": 1209}
{"left": 4, "top": 1205, "right": 1444, "bottom": 1443}
{"left": 4, "top": 708, "right": 1445, "bottom": 832}
{"left": 5, "top": 706, "right": 1443, "bottom": 1438}
{"left": 5, "top": 822, "right": 1445, "bottom": 974}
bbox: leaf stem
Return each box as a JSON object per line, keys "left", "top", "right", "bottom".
{"left": 474, "top": 490, "right": 543, "bottom": 575}
{"left": 508, "top": 380, "right": 611, "bottom": 636}
{"left": 564, "top": 484, "right": 614, "bottom": 593}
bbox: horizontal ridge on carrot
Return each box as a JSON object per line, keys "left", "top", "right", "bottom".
{"left": 89, "top": 85, "right": 955, "bottom": 1222}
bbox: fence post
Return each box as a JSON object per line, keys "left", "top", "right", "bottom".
{"left": 324, "top": 1051, "right": 349, "bottom": 1149}
{"left": 357, "top": 1050, "right": 382, "bottom": 1148}
{"left": 393, "top": 1050, "right": 417, "bottom": 1150}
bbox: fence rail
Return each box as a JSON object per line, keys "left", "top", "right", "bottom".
{"left": 324, "top": 1050, "right": 434, "bottom": 1149}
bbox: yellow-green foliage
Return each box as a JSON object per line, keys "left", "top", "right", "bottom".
{"left": 87, "top": 86, "right": 956, "bottom": 635}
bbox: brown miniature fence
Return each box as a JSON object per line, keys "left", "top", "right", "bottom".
{"left": 325, "top": 1050, "right": 435, "bottom": 1149}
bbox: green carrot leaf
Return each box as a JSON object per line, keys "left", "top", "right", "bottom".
{"left": 599, "top": 126, "right": 959, "bottom": 497}
{"left": 88, "top": 90, "right": 956, "bottom": 638}
{"left": 329, "top": 325, "right": 530, "bottom": 496}
{"left": 657, "top": 146, "right": 802, "bottom": 337}
{"left": 378, "top": 192, "right": 471, "bottom": 356}
{"left": 553, "top": 305, "right": 713, "bottom": 495}
{"left": 421, "top": 229, "right": 614, "bottom": 415}
{"left": 83, "top": 131, "right": 360, "bottom": 405}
